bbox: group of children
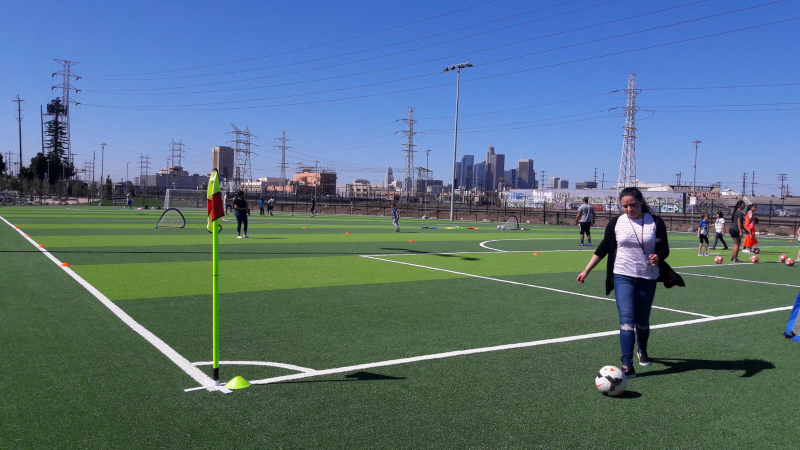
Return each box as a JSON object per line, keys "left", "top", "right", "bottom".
{"left": 697, "top": 205, "right": 799, "bottom": 261}
{"left": 257, "top": 197, "right": 276, "bottom": 216}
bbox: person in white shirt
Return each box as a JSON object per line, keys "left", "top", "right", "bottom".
{"left": 577, "top": 187, "right": 684, "bottom": 379}
{"left": 711, "top": 211, "right": 728, "bottom": 250}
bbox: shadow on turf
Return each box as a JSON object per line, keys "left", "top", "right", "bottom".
{"left": 638, "top": 358, "right": 775, "bottom": 378}
{"left": 275, "top": 371, "right": 406, "bottom": 385}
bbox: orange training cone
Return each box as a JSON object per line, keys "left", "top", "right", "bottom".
{"left": 346, "top": 231, "right": 350, "bottom": 234}
{"left": 533, "top": 252, "right": 540, "bottom": 255}
{"left": 60, "top": 263, "right": 70, "bottom": 267}
{"left": 409, "top": 240, "right": 414, "bottom": 243}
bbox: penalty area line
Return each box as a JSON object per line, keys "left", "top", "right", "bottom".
{"left": 0, "top": 214, "right": 228, "bottom": 394}
{"left": 360, "top": 255, "right": 711, "bottom": 318}
{"left": 248, "top": 304, "right": 791, "bottom": 386}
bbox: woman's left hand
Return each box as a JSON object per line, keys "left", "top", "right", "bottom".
{"left": 649, "top": 254, "right": 660, "bottom": 266}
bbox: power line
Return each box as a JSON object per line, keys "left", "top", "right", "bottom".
{"left": 82, "top": 16, "right": 800, "bottom": 111}
{"left": 92, "top": 0, "right": 505, "bottom": 77}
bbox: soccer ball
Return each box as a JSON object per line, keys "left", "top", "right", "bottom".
{"left": 753, "top": 248, "right": 760, "bottom": 254}
{"left": 497, "top": 225, "right": 501, "bottom": 229}
{"left": 780, "top": 254, "right": 788, "bottom": 263}
{"left": 595, "top": 365, "right": 627, "bottom": 397}
{"left": 714, "top": 256, "right": 724, "bottom": 264}
{"left": 750, "top": 255, "right": 759, "bottom": 264}
{"left": 290, "top": 214, "right": 294, "bottom": 216}
{"left": 787, "top": 258, "right": 795, "bottom": 267}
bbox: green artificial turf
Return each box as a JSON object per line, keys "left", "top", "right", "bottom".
{"left": 2, "top": 205, "right": 799, "bottom": 448}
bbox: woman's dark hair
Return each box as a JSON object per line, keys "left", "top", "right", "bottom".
{"left": 731, "top": 200, "right": 745, "bottom": 223}
{"left": 618, "top": 187, "right": 651, "bottom": 214}
{"left": 237, "top": 190, "right": 244, "bottom": 197}
{"left": 749, "top": 204, "right": 757, "bottom": 211}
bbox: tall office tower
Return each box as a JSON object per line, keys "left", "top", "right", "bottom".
{"left": 504, "top": 169, "right": 517, "bottom": 189}
{"left": 517, "top": 159, "right": 534, "bottom": 189}
{"left": 489, "top": 153, "right": 505, "bottom": 191}
{"left": 460, "top": 154, "right": 474, "bottom": 190}
{"left": 212, "top": 146, "right": 235, "bottom": 182}
{"left": 385, "top": 167, "right": 394, "bottom": 185}
{"left": 549, "top": 177, "right": 561, "bottom": 188}
{"left": 454, "top": 162, "right": 462, "bottom": 188}
{"left": 473, "top": 161, "right": 487, "bottom": 191}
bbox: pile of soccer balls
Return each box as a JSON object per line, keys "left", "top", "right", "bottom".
{"left": 713, "top": 248, "right": 795, "bottom": 266}
{"left": 595, "top": 365, "right": 627, "bottom": 397}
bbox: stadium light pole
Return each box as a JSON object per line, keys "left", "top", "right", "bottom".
{"left": 444, "top": 62, "right": 472, "bottom": 221}
{"left": 691, "top": 140, "right": 701, "bottom": 228}
{"left": 314, "top": 160, "right": 319, "bottom": 200}
{"left": 424, "top": 149, "right": 431, "bottom": 219}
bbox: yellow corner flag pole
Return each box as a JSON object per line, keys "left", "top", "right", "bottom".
{"left": 206, "top": 170, "right": 224, "bottom": 383}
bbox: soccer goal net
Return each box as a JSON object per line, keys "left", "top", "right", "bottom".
{"left": 164, "top": 189, "right": 206, "bottom": 209}
{"left": 502, "top": 215, "right": 520, "bottom": 230}
{"left": 156, "top": 208, "right": 186, "bottom": 229}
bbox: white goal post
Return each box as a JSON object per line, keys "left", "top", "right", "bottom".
{"left": 164, "top": 189, "right": 207, "bottom": 210}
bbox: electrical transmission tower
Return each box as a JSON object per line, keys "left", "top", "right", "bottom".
{"left": 399, "top": 107, "right": 418, "bottom": 196}
{"left": 51, "top": 60, "right": 81, "bottom": 176}
{"left": 228, "top": 124, "right": 257, "bottom": 192}
{"left": 169, "top": 139, "right": 185, "bottom": 189}
{"left": 139, "top": 154, "right": 151, "bottom": 192}
{"left": 751, "top": 171, "right": 757, "bottom": 196}
{"left": 275, "top": 131, "right": 291, "bottom": 191}
{"left": 741, "top": 173, "right": 747, "bottom": 196}
{"left": 616, "top": 73, "right": 639, "bottom": 194}
{"left": 778, "top": 173, "right": 788, "bottom": 197}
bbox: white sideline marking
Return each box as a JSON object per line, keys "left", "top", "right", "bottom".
{"left": 360, "top": 255, "right": 712, "bottom": 318}
{"left": 0, "top": 214, "right": 230, "bottom": 394}
{"left": 479, "top": 238, "right": 572, "bottom": 252}
{"left": 193, "top": 361, "right": 317, "bottom": 373}
{"left": 676, "top": 272, "right": 800, "bottom": 288}
{"left": 674, "top": 261, "right": 782, "bottom": 269}
{"left": 369, "top": 244, "right": 734, "bottom": 258}
{"left": 249, "top": 305, "right": 791, "bottom": 386}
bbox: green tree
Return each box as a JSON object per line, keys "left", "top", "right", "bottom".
{"left": 18, "top": 98, "right": 75, "bottom": 184}
{"left": 73, "top": 182, "right": 87, "bottom": 202}
{"left": 9, "top": 176, "right": 22, "bottom": 193}
{"left": 31, "top": 177, "right": 45, "bottom": 204}
{"left": 104, "top": 176, "right": 113, "bottom": 202}
{"left": 126, "top": 182, "right": 136, "bottom": 196}
{"left": 21, "top": 178, "right": 31, "bottom": 195}
{"left": 55, "top": 178, "right": 67, "bottom": 204}
{"left": 0, "top": 152, "right": 6, "bottom": 175}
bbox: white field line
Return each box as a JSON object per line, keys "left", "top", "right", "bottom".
{"left": 193, "top": 361, "right": 317, "bottom": 373}
{"left": 370, "top": 244, "right": 737, "bottom": 258}
{"left": 249, "top": 305, "right": 792, "bottom": 386}
{"left": 673, "top": 261, "right": 783, "bottom": 269}
{"left": 360, "top": 255, "right": 711, "bottom": 318}
{"left": 676, "top": 272, "right": 800, "bottom": 288}
{"left": 0, "top": 214, "right": 230, "bottom": 394}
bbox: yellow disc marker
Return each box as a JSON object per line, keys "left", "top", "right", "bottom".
{"left": 224, "top": 376, "right": 251, "bottom": 390}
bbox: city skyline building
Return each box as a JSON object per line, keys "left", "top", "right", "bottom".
{"left": 518, "top": 159, "right": 535, "bottom": 189}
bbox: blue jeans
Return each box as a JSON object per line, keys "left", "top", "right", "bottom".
{"left": 234, "top": 210, "right": 248, "bottom": 235}
{"left": 614, "top": 274, "right": 657, "bottom": 368}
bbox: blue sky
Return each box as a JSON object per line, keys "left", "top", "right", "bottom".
{"left": 0, "top": 0, "right": 798, "bottom": 195}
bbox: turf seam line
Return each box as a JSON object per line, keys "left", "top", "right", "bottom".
{"left": 193, "top": 361, "right": 317, "bottom": 373}
{"left": 360, "top": 255, "right": 712, "bottom": 318}
{"left": 247, "top": 304, "right": 792, "bottom": 386}
{"left": 676, "top": 272, "right": 800, "bottom": 288}
{"left": 0, "top": 214, "right": 227, "bottom": 393}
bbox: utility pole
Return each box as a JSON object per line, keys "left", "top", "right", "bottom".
{"left": 275, "top": 131, "right": 291, "bottom": 194}
{"left": 443, "top": 62, "right": 472, "bottom": 221}
{"left": 425, "top": 149, "right": 431, "bottom": 218}
{"left": 751, "top": 171, "right": 756, "bottom": 196}
{"left": 399, "top": 107, "right": 418, "bottom": 200}
{"left": 12, "top": 96, "right": 23, "bottom": 170}
{"left": 601, "top": 173, "right": 605, "bottom": 189}
{"left": 540, "top": 170, "right": 547, "bottom": 189}
{"left": 741, "top": 173, "right": 747, "bottom": 197}
{"left": 593, "top": 168, "right": 598, "bottom": 185}
{"left": 126, "top": 162, "right": 129, "bottom": 190}
{"left": 778, "top": 173, "right": 787, "bottom": 197}
{"left": 92, "top": 151, "right": 96, "bottom": 184}
{"left": 691, "top": 140, "right": 701, "bottom": 229}
{"left": 314, "top": 161, "right": 319, "bottom": 201}
{"left": 617, "top": 73, "right": 639, "bottom": 194}
{"left": 100, "top": 143, "right": 106, "bottom": 205}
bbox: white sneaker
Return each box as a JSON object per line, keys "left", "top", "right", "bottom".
{"left": 237, "top": 235, "right": 243, "bottom": 239}
{"left": 698, "top": 253, "right": 703, "bottom": 256}
{"left": 703, "top": 253, "right": 709, "bottom": 256}
{"left": 742, "top": 248, "right": 750, "bottom": 253}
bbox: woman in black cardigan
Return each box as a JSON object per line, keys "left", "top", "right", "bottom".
{"left": 577, "top": 187, "right": 682, "bottom": 378}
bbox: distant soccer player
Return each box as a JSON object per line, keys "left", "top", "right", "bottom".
{"left": 575, "top": 197, "right": 594, "bottom": 246}
{"left": 310, "top": 197, "right": 317, "bottom": 218}
{"left": 711, "top": 211, "right": 728, "bottom": 251}
{"left": 258, "top": 197, "right": 265, "bottom": 215}
{"left": 267, "top": 197, "right": 275, "bottom": 216}
{"left": 697, "top": 213, "right": 709, "bottom": 256}
{"left": 392, "top": 203, "right": 400, "bottom": 232}
{"left": 125, "top": 192, "right": 133, "bottom": 210}
{"left": 233, "top": 191, "right": 250, "bottom": 238}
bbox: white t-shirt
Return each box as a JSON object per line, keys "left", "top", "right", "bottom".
{"left": 614, "top": 213, "right": 660, "bottom": 280}
{"left": 714, "top": 218, "right": 725, "bottom": 234}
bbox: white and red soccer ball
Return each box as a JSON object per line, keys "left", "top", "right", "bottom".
{"left": 753, "top": 247, "right": 760, "bottom": 254}
{"left": 750, "top": 255, "right": 759, "bottom": 264}
{"left": 714, "top": 256, "right": 724, "bottom": 264}
{"left": 595, "top": 365, "right": 627, "bottom": 397}
{"left": 787, "top": 258, "right": 796, "bottom": 267}
{"left": 780, "top": 254, "right": 788, "bottom": 263}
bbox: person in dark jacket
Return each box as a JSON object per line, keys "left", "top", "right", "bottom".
{"left": 577, "top": 187, "right": 683, "bottom": 379}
